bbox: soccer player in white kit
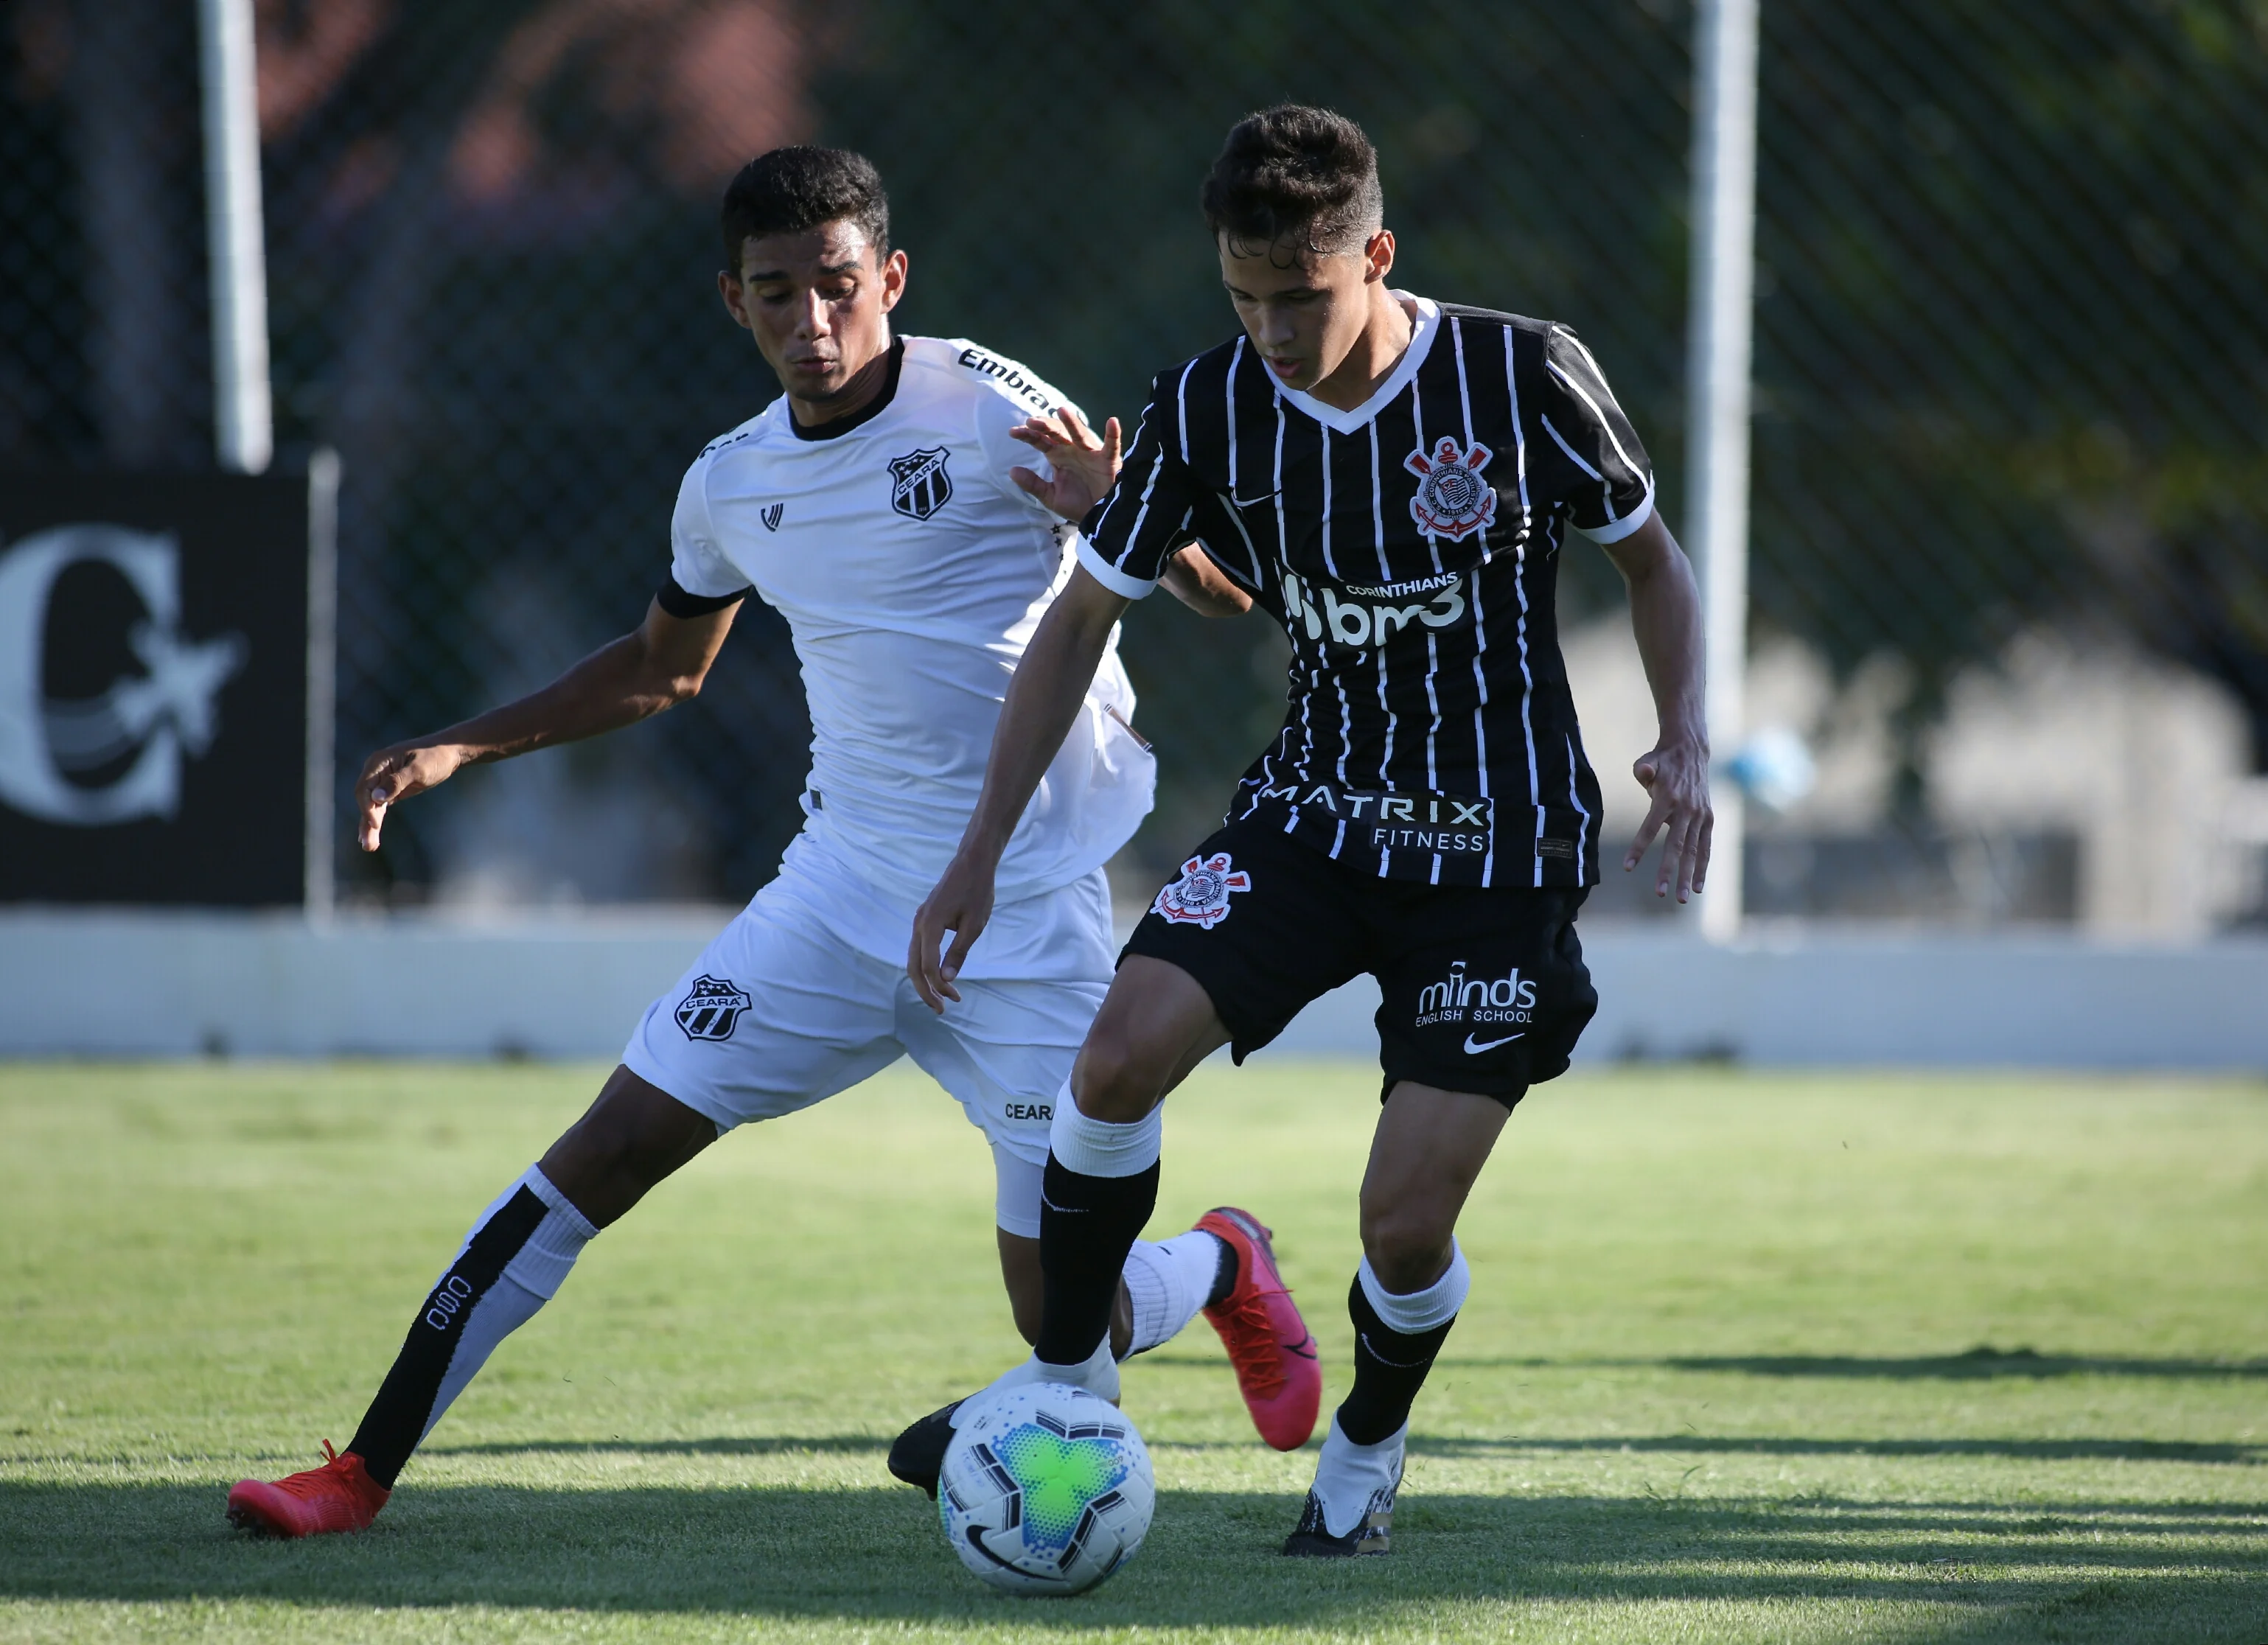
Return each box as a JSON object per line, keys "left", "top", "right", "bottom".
{"left": 226, "top": 147, "right": 1317, "bottom": 1540}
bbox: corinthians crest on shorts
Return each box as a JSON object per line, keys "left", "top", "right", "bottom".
{"left": 887, "top": 447, "right": 953, "bottom": 520}
{"left": 1152, "top": 852, "right": 1252, "bottom": 929}
{"left": 674, "top": 974, "right": 753, "bottom": 1041}
{"left": 1404, "top": 435, "right": 1496, "bottom": 541}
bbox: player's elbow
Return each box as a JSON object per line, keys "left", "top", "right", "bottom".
{"left": 1607, "top": 515, "right": 1691, "bottom": 590}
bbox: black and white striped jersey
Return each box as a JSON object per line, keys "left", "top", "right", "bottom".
{"left": 1077, "top": 294, "right": 1655, "bottom": 889}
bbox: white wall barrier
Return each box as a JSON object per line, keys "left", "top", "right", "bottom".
{"left": 1, "top": 910, "right": 2262, "bottom": 1069}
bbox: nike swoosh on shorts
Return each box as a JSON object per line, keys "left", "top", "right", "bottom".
{"left": 1462, "top": 1031, "right": 1526, "bottom": 1054}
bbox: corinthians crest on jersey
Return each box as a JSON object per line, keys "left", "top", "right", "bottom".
{"left": 1404, "top": 435, "right": 1496, "bottom": 540}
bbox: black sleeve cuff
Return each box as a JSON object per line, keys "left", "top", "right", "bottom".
{"left": 656, "top": 573, "right": 749, "bottom": 618}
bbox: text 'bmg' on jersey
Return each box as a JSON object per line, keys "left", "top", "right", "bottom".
{"left": 1077, "top": 296, "right": 1655, "bottom": 890}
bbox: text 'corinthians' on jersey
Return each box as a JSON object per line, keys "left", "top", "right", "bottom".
{"left": 1078, "top": 295, "right": 1656, "bottom": 890}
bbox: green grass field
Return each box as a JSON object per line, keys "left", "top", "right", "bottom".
{"left": 1, "top": 1060, "right": 2263, "bottom": 1643}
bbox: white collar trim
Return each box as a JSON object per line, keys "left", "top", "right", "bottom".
{"left": 1273, "top": 293, "right": 1441, "bottom": 435}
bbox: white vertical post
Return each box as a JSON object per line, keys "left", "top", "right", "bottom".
{"left": 198, "top": 0, "right": 273, "bottom": 474}
{"left": 1686, "top": 0, "right": 1760, "bottom": 942}
{"left": 304, "top": 449, "right": 340, "bottom": 921}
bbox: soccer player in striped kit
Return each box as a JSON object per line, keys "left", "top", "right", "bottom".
{"left": 904, "top": 106, "right": 1714, "bottom": 1555}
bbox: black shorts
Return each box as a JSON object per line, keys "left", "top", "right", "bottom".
{"left": 1121, "top": 816, "right": 1597, "bottom": 1107}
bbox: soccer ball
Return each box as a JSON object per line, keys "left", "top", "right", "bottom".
{"left": 936, "top": 1381, "right": 1154, "bottom": 1595}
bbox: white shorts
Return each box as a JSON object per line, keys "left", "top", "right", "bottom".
{"left": 622, "top": 851, "right": 1109, "bottom": 1237}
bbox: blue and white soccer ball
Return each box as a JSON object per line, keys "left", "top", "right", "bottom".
{"left": 936, "top": 1381, "right": 1154, "bottom": 1596}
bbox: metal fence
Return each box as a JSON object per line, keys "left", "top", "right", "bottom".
{"left": 6, "top": 0, "right": 2265, "bottom": 931}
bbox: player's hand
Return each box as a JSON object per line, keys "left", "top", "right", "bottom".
{"left": 1625, "top": 734, "right": 1713, "bottom": 902}
{"left": 1008, "top": 406, "right": 1121, "bottom": 522}
{"left": 355, "top": 741, "right": 468, "bottom": 852}
{"left": 909, "top": 848, "right": 999, "bottom": 1013}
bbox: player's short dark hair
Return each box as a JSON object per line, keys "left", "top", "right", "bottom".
{"left": 719, "top": 146, "right": 890, "bottom": 272}
{"left": 1201, "top": 105, "right": 1384, "bottom": 259}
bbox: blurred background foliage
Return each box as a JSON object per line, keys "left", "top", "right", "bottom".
{"left": 4, "top": 0, "right": 2264, "bottom": 912}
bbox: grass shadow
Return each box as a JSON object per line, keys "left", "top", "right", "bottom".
{"left": 1, "top": 1478, "right": 2261, "bottom": 1640}
{"left": 1145, "top": 1348, "right": 2268, "bottom": 1381}
{"left": 1407, "top": 1434, "right": 2268, "bottom": 1466}
{"left": 425, "top": 1435, "right": 889, "bottom": 1459}
{"left": 1654, "top": 1349, "right": 2268, "bottom": 1381}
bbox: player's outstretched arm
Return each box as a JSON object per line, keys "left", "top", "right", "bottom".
{"left": 1599, "top": 511, "right": 1714, "bottom": 901}
{"left": 910, "top": 566, "right": 1131, "bottom": 1010}
{"left": 355, "top": 597, "right": 741, "bottom": 851}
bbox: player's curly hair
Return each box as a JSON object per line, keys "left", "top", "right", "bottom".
{"left": 1201, "top": 105, "right": 1384, "bottom": 260}
{"left": 719, "top": 147, "right": 890, "bottom": 271}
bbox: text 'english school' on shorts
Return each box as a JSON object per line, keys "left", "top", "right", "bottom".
{"left": 1123, "top": 816, "right": 1597, "bottom": 1107}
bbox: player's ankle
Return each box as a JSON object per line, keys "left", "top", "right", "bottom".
{"left": 1036, "top": 1336, "right": 1117, "bottom": 1390}
{"left": 1203, "top": 1231, "right": 1237, "bottom": 1307}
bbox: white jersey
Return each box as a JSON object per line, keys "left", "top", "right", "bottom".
{"left": 669, "top": 334, "right": 1156, "bottom": 923}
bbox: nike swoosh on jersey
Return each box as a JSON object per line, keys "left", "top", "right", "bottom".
{"left": 1462, "top": 1031, "right": 1526, "bottom": 1054}
{"left": 1229, "top": 490, "right": 1281, "bottom": 507}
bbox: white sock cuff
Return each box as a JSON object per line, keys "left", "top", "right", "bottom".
{"left": 524, "top": 1164, "right": 599, "bottom": 1240}
{"left": 1357, "top": 1240, "right": 1469, "bottom": 1335}
{"left": 1047, "top": 1086, "right": 1162, "bottom": 1178}
{"left": 500, "top": 1165, "right": 597, "bottom": 1299}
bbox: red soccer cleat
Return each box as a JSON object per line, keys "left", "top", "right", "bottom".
{"left": 1196, "top": 1206, "right": 1321, "bottom": 1450}
{"left": 226, "top": 1441, "right": 390, "bottom": 1538}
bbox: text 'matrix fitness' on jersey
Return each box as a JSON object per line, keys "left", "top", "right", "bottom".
{"left": 1078, "top": 295, "right": 1655, "bottom": 891}
{"left": 666, "top": 335, "right": 1156, "bottom": 915}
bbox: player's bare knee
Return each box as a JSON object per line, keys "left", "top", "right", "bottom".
{"left": 1358, "top": 1201, "right": 1456, "bottom": 1294}
{"left": 540, "top": 1070, "right": 711, "bottom": 1224}
{"left": 1067, "top": 1033, "right": 1166, "bottom": 1123}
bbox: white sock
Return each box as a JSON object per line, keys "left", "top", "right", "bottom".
{"left": 980, "top": 1335, "right": 1120, "bottom": 1407}
{"left": 416, "top": 1165, "right": 596, "bottom": 1442}
{"left": 1357, "top": 1240, "right": 1469, "bottom": 1334}
{"left": 1309, "top": 1413, "right": 1408, "bottom": 1538}
{"left": 1119, "top": 1231, "right": 1226, "bottom": 1356}
{"left": 1047, "top": 1086, "right": 1162, "bottom": 1177}
{"left": 1115, "top": 1225, "right": 1224, "bottom": 1352}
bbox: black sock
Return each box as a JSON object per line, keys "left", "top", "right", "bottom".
{"left": 1336, "top": 1274, "right": 1459, "bottom": 1446}
{"left": 347, "top": 1187, "right": 551, "bottom": 1488}
{"left": 1034, "top": 1153, "right": 1158, "bottom": 1366}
